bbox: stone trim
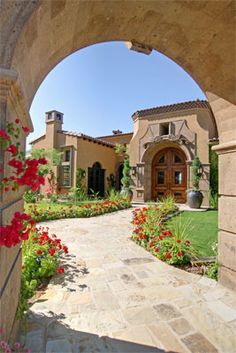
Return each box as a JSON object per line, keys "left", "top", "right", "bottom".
{"left": 212, "top": 140, "right": 236, "bottom": 154}
{"left": 0, "top": 67, "right": 33, "bottom": 130}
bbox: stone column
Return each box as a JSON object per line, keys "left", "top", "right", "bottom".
{"left": 0, "top": 68, "right": 32, "bottom": 341}
{"left": 208, "top": 92, "right": 236, "bottom": 291}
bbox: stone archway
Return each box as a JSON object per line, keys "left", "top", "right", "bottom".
{"left": 0, "top": 0, "right": 236, "bottom": 340}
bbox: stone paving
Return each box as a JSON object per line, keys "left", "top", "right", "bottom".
{"left": 20, "top": 208, "right": 236, "bottom": 353}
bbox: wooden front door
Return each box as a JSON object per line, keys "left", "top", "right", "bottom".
{"left": 88, "top": 162, "right": 105, "bottom": 197}
{"left": 152, "top": 148, "right": 187, "bottom": 203}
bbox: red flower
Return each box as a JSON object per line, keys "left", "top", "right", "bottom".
{"left": 0, "top": 129, "right": 10, "bottom": 140}
{"left": 38, "top": 157, "right": 48, "bottom": 165}
{"left": 165, "top": 252, "right": 172, "bottom": 259}
{"left": 8, "top": 158, "right": 23, "bottom": 174}
{"left": 22, "top": 126, "right": 30, "bottom": 133}
{"left": 149, "top": 241, "right": 155, "bottom": 247}
{"left": 62, "top": 245, "right": 68, "bottom": 254}
{"left": 36, "top": 249, "right": 43, "bottom": 255}
{"left": 6, "top": 144, "right": 18, "bottom": 156}
{"left": 154, "top": 247, "right": 159, "bottom": 252}
{"left": 177, "top": 251, "right": 183, "bottom": 257}
{"left": 15, "top": 118, "right": 20, "bottom": 124}
{"left": 177, "top": 239, "right": 181, "bottom": 244}
{"left": 57, "top": 266, "right": 64, "bottom": 274}
{"left": 185, "top": 240, "right": 190, "bottom": 246}
{"left": 48, "top": 247, "right": 56, "bottom": 256}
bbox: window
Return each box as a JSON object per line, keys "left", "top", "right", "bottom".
{"left": 158, "top": 155, "right": 165, "bottom": 164}
{"left": 60, "top": 165, "right": 71, "bottom": 187}
{"left": 57, "top": 113, "right": 61, "bottom": 120}
{"left": 160, "top": 123, "right": 169, "bottom": 136}
{"left": 47, "top": 113, "right": 52, "bottom": 120}
{"left": 175, "top": 171, "right": 183, "bottom": 184}
{"left": 174, "top": 154, "right": 183, "bottom": 163}
{"left": 65, "top": 150, "right": 70, "bottom": 162}
{"left": 157, "top": 171, "right": 165, "bottom": 184}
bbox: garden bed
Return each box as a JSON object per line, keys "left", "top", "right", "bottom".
{"left": 131, "top": 205, "right": 218, "bottom": 280}
{"left": 25, "top": 199, "right": 131, "bottom": 222}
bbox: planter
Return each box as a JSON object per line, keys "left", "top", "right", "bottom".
{"left": 120, "top": 187, "right": 133, "bottom": 202}
{"left": 187, "top": 190, "right": 203, "bottom": 209}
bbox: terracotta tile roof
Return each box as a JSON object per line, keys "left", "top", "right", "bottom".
{"left": 58, "top": 130, "right": 115, "bottom": 148}
{"left": 30, "top": 134, "right": 46, "bottom": 144}
{"left": 96, "top": 132, "right": 133, "bottom": 139}
{"left": 132, "top": 100, "right": 211, "bottom": 118}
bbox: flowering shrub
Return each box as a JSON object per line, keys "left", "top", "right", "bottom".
{"left": 0, "top": 337, "right": 30, "bottom": 353}
{"left": 26, "top": 199, "right": 131, "bottom": 222}
{"left": 17, "top": 226, "right": 68, "bottom": 318}
{"left": 132, "top": 206, "right": 195, "bottom": 266}
{"left": 0, "top": 212, "right": 35, "bottom": 248}
{"left": 0, "top": 119, "right": 47, "bottom": 248}
{"left": 0, "top": 120, "right": 47, "bottom": 192}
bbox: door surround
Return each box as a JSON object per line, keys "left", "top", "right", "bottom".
{"left": 152, "top": 147, "right": 187, "bottom": 203}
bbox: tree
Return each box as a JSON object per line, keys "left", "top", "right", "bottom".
{"left": 114, "top": 143, "right": 128, "bottom": 158}
{"left": 191, "top": 156, "right": 202, "bottom": 190}
{"left": 31, "top": 148, "right": 62, "bottom": 176}
{"left": 30, "top": 148, "right": 62, "bottom": 196}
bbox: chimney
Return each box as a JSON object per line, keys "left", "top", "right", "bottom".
{"left": 45, "top": 110, "right": 63, "bottom": 148}
{"left": 112, "top": 129, "right": 122, "bottom": 135}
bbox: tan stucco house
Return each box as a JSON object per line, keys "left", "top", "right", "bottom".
{"left": 129, "top": 100, "right": 218, "bottom": 206}
{"left": 30, "top": 100, "right": 217, "bottom": 205}
{"left": 30, "top": 110, "right": 132, "bottom": 196}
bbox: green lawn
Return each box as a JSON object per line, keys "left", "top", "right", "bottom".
{"left": 166, "top": 210, "right": 218, "bottom": 257}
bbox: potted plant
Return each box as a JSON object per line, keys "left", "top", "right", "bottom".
{"left": 187, "top": 156, "right": 203, "bottom": 208}
{"left": 120, "top": 158, "right": 133, "bottom": 201}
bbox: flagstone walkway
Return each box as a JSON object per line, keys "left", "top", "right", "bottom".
{"left": 21, "top": 208, "right": 236, "bottom": 353}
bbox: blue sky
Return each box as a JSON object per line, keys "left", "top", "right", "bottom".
{"left": 29, "top": 41, "right": 205, "bottom": 146}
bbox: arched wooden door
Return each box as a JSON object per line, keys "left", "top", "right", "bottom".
{"left": 152, "top": 148, "right": 187, "bottom": 203}
{"left": 88, "top": 162, "right": 105, "bottom": 197}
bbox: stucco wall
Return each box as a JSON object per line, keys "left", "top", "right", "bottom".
{"left": 129, "top": 108, "right": 216, "bottom": 205}
{"left": 77, "top": 139, "right": 117, "bottom": 192}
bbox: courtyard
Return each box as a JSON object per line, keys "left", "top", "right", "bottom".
{"left": 20, "top": 208, "right": 236, "bottom": 353}
{"left": 0, "top": 0, "right": 236, "bottom": 349}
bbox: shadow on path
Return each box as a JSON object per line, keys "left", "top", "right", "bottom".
{"left": 24, "top": 311, "right": 177, "bottom": 353}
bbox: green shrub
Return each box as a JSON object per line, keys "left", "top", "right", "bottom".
{"left": 158, "top": 195, "right": 177, "bottom": 214}
{"left": 206, "top": 261, "right": 218, "bottom": 280}
{"left": 17, "top": 226, "right": 69, "bottom": 318}
{"left": 190, "top": 156, "right": 202, "bottom": 190}
{"left": 107, "top": 188, "right": 121, "bottom": 201}
{"left": 209, "top": 145, "right": 218, "bottom": 195}
{"left": 23, "top": 190, "right": 38, "bottom": 203}
{"left": 121, "top": 158, "right": 131, "bottom": 189}
{"left": 132, "top": 206, "right": 197, "bottom": 266}
{"left": 69, "top": 186, "right": 87, "bottom": 202}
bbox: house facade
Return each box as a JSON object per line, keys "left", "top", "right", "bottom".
{"left": 31, "top": 100, "right": 217, "bottom": 205}
{"left": 129, "top": 100, "right": 218, "bottom": 206}
{"left": 30, "top": 111, "right": 133, "bottom": 196}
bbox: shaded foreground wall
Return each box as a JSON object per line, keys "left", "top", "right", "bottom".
{"left": 0, "top": 69, "right": 32, "bottom": 340}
